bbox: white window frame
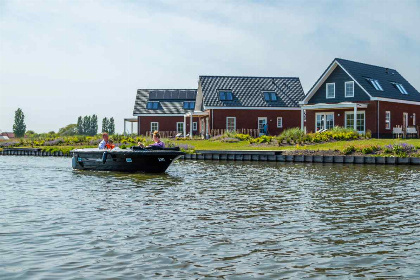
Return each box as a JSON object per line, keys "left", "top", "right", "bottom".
{"left": 345, "top": 111, "right": 366, "bottom": 134}
{"left": 226, "top": 117, "right": 236, "bottom": 131}
{"left": 277, "top": 117, "right": 283, "bottom": 128}
{"left": 315, "top": 112, "right": 334, "bottom": 131}
{"left": 345, "top": 81, "right": 354, "bottom": 98}
{"left": 326, "top": 83, "right": 335, "bottom": 99}
{"left": 385, "top": 111, "right": 391, "bottom": 130}
{"left": 176, "top": 122, "right": 184, "bottom": 133}
{"left": 193, "top": 122, "right": 197, "bottom": 131}
{"left": 150, "top": 122, "right": 159, "bottom": 132}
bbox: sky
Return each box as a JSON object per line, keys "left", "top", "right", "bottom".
{"left": 1, "top": 0, "right": 419, "bottom": 134}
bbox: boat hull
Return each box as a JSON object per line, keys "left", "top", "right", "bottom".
{"left": 71, "top": 149, "right": 184, "bottom": 173}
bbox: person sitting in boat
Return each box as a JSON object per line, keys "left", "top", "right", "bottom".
{"left": 138, "top": 131, "right": 165, "bottom": 149}
{"left": 106, "top": 139, "right": 115, "bottom": 150}
{"left": 98, "top": 132, "right": 109, "bottom": 149}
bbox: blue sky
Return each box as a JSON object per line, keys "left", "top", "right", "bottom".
{"left": 1, "top": 0, "right": 419, "bottom": 133}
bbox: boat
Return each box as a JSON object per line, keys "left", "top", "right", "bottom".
{"left": 71, "top": 146, "right": 185, "bottom": 173}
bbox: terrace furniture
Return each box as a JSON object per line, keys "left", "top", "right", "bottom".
{"left": 393, "top": 126, "right": 404, "bottom": 138}
{"left": 406, "top": 126, "right": 418, "bottom": 138}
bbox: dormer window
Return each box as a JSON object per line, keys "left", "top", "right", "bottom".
{"left": 183, "top": 101, "right": 195, "bottom": 109}
{"left": 263, "top": 91, "right": 277, "bottom": 101}
{"left": 391, "top": 82, "right": 408, "bottom": 94}
{"left": 146, "top": 101, "right": 159, "bottom": 109}
{"left": 219, "top": 90, "right": 233, "bottom": 101}
{"left": 366, "top": 78, "right": 383, "bottom": 91}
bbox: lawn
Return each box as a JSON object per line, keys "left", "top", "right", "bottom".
{"left": 174, "top": 138, "right": 420, "bottom": 151}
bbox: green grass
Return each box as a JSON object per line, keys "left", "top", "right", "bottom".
{"left": 174, "top": 138, "right": 420, "bottom": 151}
{"left": 5, "top": 139, "right": 420, "bottom": 154}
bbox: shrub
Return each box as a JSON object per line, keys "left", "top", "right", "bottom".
{"left": 249, "top": 135, "right": 273, "bottom": 144}
{"left": 342, "top": 145, "right": 356, "bottom": 155}
{"left": 278, "top": 128, "right": 305, "bottom": 142}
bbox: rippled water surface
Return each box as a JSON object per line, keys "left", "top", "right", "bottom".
{"left": 0, "top": 156, "right": 419, "bottom": 279}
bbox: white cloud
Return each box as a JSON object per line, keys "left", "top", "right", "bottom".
{"left": 1, "top": 0, "right": 419, "bottom": 133}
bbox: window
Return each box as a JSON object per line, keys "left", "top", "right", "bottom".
{"left": 391, "top": 82, "right": 409, "bottom": 94}
{"left": 414, "top": 113, "right": 416, "bottom": 126}
{"left": 146, "top": 102, "right": 159, "bottom": 109}
{"left": 219, "top": 91, "right": 233, "bottom": 101}
{"left": 366, "top": 78, "right": 383, "bottom": 91}
{"left": 316, "top": 113, "right": 334, "bottom": 131}
{"left": 277, "top": 117, "right": 283, "bottom": 128}
{"left": 193, "top": 122, "right": 197, "bottom": 131}
{"left": 345, "top": 81, "right": 354, "bottom": 97}
{"left": 151, "top": 122, "right": 159, "bottom": 132}
{"left": 326, "top": 83, "right": 335, "bottom": 98}
{"left": 226, "top": 117, "right": 236, "bottom": 131}
{"left": 263, "top": 91, "right": 277, "bottom": 101}
{"left": 385, "top": 111, "right": 391, "bottom": 130}
{"left": 345, "top": 111, "right": 365, "bottom": 134}
{"left": 176, "top": 122, "right": 184, "bottom": 133}
{"left": 183, "top": 101, "right": 195, "bottom": 109}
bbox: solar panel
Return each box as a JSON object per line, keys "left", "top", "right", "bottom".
{"left": 148, "top": 89, "right": 196, "bottom": 100}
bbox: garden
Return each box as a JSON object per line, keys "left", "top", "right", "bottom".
{"left": 1, "top": 127, "right": 420, "bottom": 158}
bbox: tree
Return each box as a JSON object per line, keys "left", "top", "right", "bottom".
{"left": 77, "top": 116, "right": 83, "bottom": 135}
{"left": 83, "top": 116, "right": 91, "bottom": 135}
{"left": 13, "top": 108, "right": 26, "bottom": 137}
{"left": 102, "top": 117, "right": 109, "bottom": 133}
{"left": 91, "top": 114, "right": 98, "bottom": 136}
{"left": 58, "top": 124, "right": 78, "bottom": 136}
{"left": 108, "top": 117, "right": 115, "bottom": 135}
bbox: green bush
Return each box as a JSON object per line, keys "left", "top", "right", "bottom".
{"left": 342, "top": 145, "right": 356, "bottom": 155}
{"left": 249, "top": 135, "right": 273, "bottom": 144}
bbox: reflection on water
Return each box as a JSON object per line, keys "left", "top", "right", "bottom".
{"left": 0, "top": 156, "right": 419, "bottom": 279}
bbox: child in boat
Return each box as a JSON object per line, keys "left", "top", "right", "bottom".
{"left": 138, "top": 131, "right": 165, "bottom": 148}
{"left": 106, "top": 139, "right": 115, "bottom": 150}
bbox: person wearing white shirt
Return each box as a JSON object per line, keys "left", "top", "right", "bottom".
{"left": 98, "top": 132, "right": 109, "bottom": 149}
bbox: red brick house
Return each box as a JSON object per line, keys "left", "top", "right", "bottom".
{"left": 300, "top": 58, "right": 420, "bottom": 138}
{"left": 133, "top": 89, "right": 199, "bottom": 136}
{"left": 186, "top": 76, "right": 305, "bottom": 138}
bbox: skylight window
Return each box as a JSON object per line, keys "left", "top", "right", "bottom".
{"left": 146, "top": 101, "right": 159, "bottom": 109}
{"left": 391, "top": 82, "right": 409, "bottom": 95}
{"left": 219, "top": 91, "right": 233, "bottom": 101}
{"left": 263, "top": 92, "right": 277, "bottom": 101}
{"left": 366, "top": 78, "right": 383, "bottom": 91}
{"left": 183, "top": 101, "right": 195, "bottom": 109}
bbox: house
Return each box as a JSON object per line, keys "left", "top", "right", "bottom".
{"left": 1, "top": 132, "right": 15, "bottom": 139}
{"left": 184, "top": 76, "right": 305, "bottom": 137}
{"left": 133, "top": 89, "right": 200, "bottom": 136}
{"left": 300, "top": 58, "right": 420, "bottom": 138}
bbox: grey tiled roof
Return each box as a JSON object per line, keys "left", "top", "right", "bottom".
{"left": 199, "top": 76, "right": 305, "bottom": 108}
{"left": 336, "top": 58, "right": 420, "bottom": 102}
{"left": 133, "top": 89, "right": 197, "bottom": 115}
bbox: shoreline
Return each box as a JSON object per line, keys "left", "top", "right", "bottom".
{"left": 1, "top": 148, "right": 419, "bottom": 165}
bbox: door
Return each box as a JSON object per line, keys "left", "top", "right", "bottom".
{"left": 403, "top": 113, "right": 408, "bottom": 128}
{"left": 316, "top": 113, "right": 334, "bottom": 132}
{"left": 258, "top": 117, "right": 267, "bottom": 135}
{"left": 176, "top": 122, "right": 184, "bottom": 133}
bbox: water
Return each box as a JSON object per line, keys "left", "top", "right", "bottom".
{"left": 0, "top": 156, "right": 419, "bottom": 279}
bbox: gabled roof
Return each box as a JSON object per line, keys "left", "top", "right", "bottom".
{"left": 199, "top": 76, "right": 305, "bottom": 108}
{"left": 303, "top": 58, "right": 420, "bottom": 103}
{"left": 133, "top": 89, "right": 197, "bottom": 115}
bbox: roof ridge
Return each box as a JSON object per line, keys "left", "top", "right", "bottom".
{"left": 199, "top": 75, "right": 299, "bottom": 79}
{"left": 137, "top": 89, "right": 197, "bottom": 91}
{"left": 335, "top": 58, "right": 397, "bottom": 72}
